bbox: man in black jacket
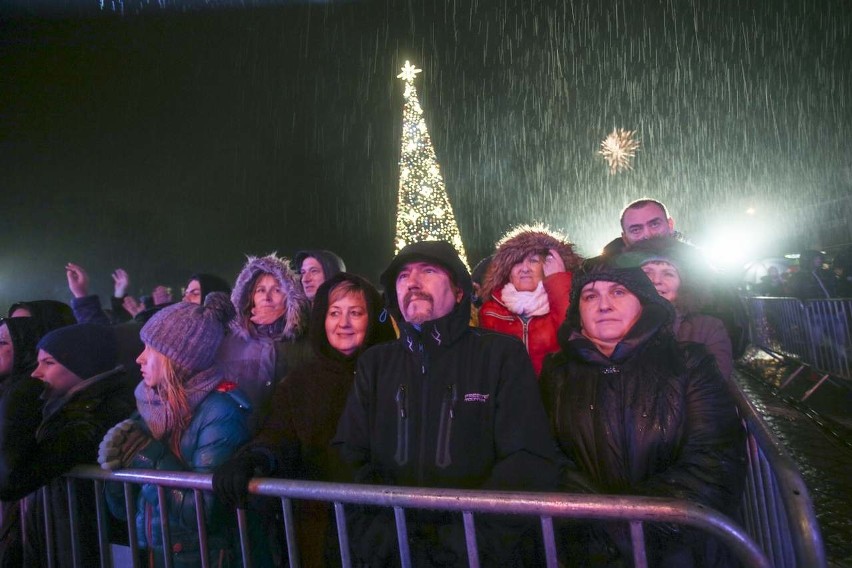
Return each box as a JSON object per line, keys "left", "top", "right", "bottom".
{"left": 333, "top": 240, "right": 562, "bottom": 567}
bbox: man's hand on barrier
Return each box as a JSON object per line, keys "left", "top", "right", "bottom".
{"left": 98, "top": 419, "right": 151, "bottom": 470}
{"left": 213, "top": 452, "right": 266, "bottom": 509}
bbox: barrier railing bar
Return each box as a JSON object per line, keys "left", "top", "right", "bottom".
{"left": 741, "top": 448, "right": 758, "bottom": 550}
{"left": 729, "top": 379, "right": 827, "bottom": 568}
{"left": 67, "top": 466, "right": 776, "bottom": 568}
{"left": 802, "top": 374, "right": 831, "bottom": 401}
{"left": 752, "top": 441, "right": 776, "bottom": 566}
{"left": 280, "top": 498, "right": 299, "bottom": 568}
{"left": 780, "top": 365, "right": 807, "bottom": 390}
{"left": 41, "top": 486, "right": 54, "bottom": 568}
{"left": 761, "top": 447, "right": 785, "bottom": 568}
{"left": 65, "top": 478, "right": 81, "bottom": 568}
{"left": 333, "top": 501, "right": 351, "bottom": 568}
{"left": 92, "top": 479, "right": 112, "bottom": 568}
{"left": 394, "top": 505, "right": 411, "bottom": 568}
{"left": 235, "top": 506, "right": 251, "bottom": 568}
{"left": 156, "top": 485, "right": 173, "bottom": 568}
{"left": 462, "top": 511, "right": 479, "bottom": 568}
{"left": 193, "top": 489, "right": 210, "bottom": 568}
{"left": 539, "top": 515, "right": 557, "bottom": 568}
{"left": 629, "top": 520, "right": 647, "bottom": 568}
{"left": 123, "top": 482, "right": 140, "bottom": 568}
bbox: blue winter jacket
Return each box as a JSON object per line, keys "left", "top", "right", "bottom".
{"left": 105, "top": 386, "right": 251, "bottom": 562}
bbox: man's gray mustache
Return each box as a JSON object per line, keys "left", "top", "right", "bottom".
{"left": 403, "top": 292, "right": 433, "bottom": 307}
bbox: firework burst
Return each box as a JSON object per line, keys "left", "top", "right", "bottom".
{"left": 599, "top": 128, "right": 640, "bottom": 174}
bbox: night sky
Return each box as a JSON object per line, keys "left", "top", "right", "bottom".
{"left": 2, "top": 0, "right": 850, "bottom": 309}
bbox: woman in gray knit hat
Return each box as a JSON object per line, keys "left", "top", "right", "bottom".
{"left": 540, "top": 263, "right": 746, "bottom": 567}
{"left": 99, "top": 292, "right": 259, "bottom": 568}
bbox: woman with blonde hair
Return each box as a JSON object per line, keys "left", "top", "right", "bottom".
{"left": 99, "top": 292, "right": 253, "bottom": 567}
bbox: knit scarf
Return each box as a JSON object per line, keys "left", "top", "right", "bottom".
{"left": 135, "top": 366, "right": 223, "bottom": 440}
{"left": 500, "top": 281, "right": 550, "bottom": 317}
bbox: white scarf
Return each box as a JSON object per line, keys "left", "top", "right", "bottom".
{"left": 500, "top": 281, "right": 550, "bottom": 317}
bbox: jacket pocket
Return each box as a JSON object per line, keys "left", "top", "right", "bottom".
{"left": 394, "top": 384, "right": 409, "bottom": 466}
{"left": 435, "top": 384, "right": 457, "bottom": 468}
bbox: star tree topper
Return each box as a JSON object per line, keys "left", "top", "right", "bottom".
{"left": 397, "top": 61, "right": 422, "bottom": 82}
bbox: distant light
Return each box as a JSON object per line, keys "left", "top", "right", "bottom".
{"left": 746, "top": 207, "right": 756, "bottom": 215}
{"left": 784, "top": 253, "right": 800, "bottom": 259}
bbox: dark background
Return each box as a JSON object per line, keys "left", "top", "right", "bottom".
{"left": 2, "top": 0, "right": 850, "bottom": 307}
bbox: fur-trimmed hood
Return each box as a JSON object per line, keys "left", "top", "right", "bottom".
{"left": 481, "top": 224, "right": 583, "bottom": 301}
{"left": 230, "top": 253, "right": 309, "bottom": 341}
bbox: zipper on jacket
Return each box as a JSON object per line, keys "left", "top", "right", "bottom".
{"left": 435, "top": 384, "right": 457, "bottom": 468}
{"left": 521, "top": 319, "right": 530, "bottom": 349}
{"left": 394, "top": 384, "right": 409, "bottom": 465}
{"left": 417, "top": 341, "right": 430, "bottom": 485}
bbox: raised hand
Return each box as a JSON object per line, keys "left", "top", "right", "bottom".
{"left": 65, "top": 262, "right": 91, "bottom": 298}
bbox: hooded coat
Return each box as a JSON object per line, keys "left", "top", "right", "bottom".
{"left": 478, "top": 225, "right": 582, "bottom": 375}
{"left": 540, "top": 266, "right": 746, "bottom": 567}
{"left": 238, "top": 272, "right": 395, "bottom": 566}
{"left": 333, "top": 240, "right": 563, "bottom": 567}
{"left": 619, "top": 239, "right": 734, "bottom": 379}
{"left": 0, "top": 318, "right": 41, "bottom": 394}
{"left": 216, "top": 254, "right": 311, "bottom": 431}
{"left": 6, "top": 301, "right": 75, "bottom": 339}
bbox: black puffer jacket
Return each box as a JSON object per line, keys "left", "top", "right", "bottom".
{"left": 540, "top": 301, "right": 746, "bottom": 566}
{"left": 333, "top": 241, "right": 562, "bottom": 567}
{"left": 0, "top": 369, "right": 137, "bottom": 567}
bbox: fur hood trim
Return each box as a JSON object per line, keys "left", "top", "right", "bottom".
{"left": 230, "top": 253, "right": 309, "bottom": 341}
{"left": 481, "top": 224, "right": 582, "bottom": 301}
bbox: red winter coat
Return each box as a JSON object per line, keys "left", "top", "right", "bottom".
{"left": 478, "top": 271, "right": 572, "bottom": 376}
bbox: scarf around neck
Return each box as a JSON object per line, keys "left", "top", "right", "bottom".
{"left": 500, "top": 281, "right": 550, "bottom": 317}
{"left": 135, "top": 365, "right": 223, "bottom": 440}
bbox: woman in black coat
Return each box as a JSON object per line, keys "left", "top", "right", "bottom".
{"left": 540, "top": 264, "right": 746, "bottom": 567}
{"left": 214, "top": 272, "right": 395, "bottom": 566}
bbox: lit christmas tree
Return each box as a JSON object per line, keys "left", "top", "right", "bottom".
{"left": 394, "top": 61, "right": 469, "bottom": 268}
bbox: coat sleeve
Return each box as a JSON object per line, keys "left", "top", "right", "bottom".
{"left": 0, "top": 377, "right": 111, "bottom": 500}
{"left": 543, "top": 271, "right": 573, "bottom": 328}
{"left": 635, "top": 352, "right": 746, "bottom": 516}
{"left": 246, "top": 373, "right": 301, "bottom": 478}
{"left": 538, "top": 356, "right": 599, "bottom": 494}
{"left": 695, "top": 316, "right": 733, "bottom": 380}
{"left": 482, "top": 339, "right": 562, "bottom": 492}
{"left": 70, "top": 295, "right": 112, "bottom": 326}
{"left": 133, "top": 396, "right": 251, "bottom": 529}
{"left": 331, "top": 357, "right": 383, "bottom": 484}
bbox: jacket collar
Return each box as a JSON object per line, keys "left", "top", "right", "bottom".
{"left": 398, "top": 296, "right": 471, "bottom": 357}
{"left": 564, "top": 303, "right": 669, "bottom": 366}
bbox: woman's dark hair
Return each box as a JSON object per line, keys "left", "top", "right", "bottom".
{"left": 309, "top": 272, "right": 396, "bottom": 360}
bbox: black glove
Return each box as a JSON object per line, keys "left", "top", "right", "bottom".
{"left": 213, "top": 451, "right": 269, "bottom": 509}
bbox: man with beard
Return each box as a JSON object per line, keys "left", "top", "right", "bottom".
{"left": 333, "top": 240, "right": 561, "bottom": 567}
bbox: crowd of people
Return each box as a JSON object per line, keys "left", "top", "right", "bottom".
{"left": 0, "top": 198, "right": 769, "bottom": 567}
{"left": 755, "top": 249, "right": 852, "bottom": 299}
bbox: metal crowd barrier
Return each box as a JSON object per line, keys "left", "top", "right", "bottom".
{"left": 745, "top": 297, "right": 852, "bottom": 397}
{"left": 11, "top": 378, "right": 810, "bottom": 568}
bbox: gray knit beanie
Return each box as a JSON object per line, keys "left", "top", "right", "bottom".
{"left": 139, "top": 292, "right": 235, "bottom": 373}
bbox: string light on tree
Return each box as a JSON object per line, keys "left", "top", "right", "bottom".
{"left": 393, "top": 60, "right": 469, "bottom": 267}
{"left": 598, "top": 128, "right": 640, "bottom": 174}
